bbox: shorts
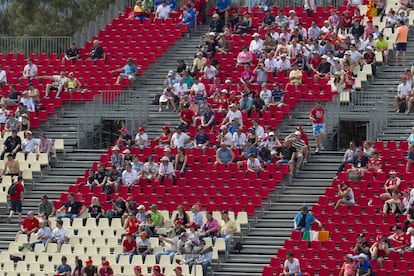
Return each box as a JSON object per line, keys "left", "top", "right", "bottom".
{"left": 121, "top": 74, "right": 137, "bottom": 80}
{"left": 10, "top": 200, "right": 22, "bottom": 213}
{"left": 312, "top": 123, "right": 326, "bottom": 137}
{"left": 396, "top": 43, "right": 407, "bottom": 52}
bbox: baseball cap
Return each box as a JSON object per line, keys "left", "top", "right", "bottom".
{"left": 137, "top": 205, "right": 145, "bottom": 210}
{"left": 407, "top": 227, "right": 414, "bottom": 234}
{"left": 174, "top": 266, "right": 182, "bottom": 271}
{"left": 295, "top": 131, "right": 301, "bottom": 136}
{"left": 150, "top": 204, "right": 157, "bottom": 209}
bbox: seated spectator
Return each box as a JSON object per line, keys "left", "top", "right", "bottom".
{"left": 375, "top": 33, "right": 388, "bottom": 65}
{"left": 88, "top": 196, "right": 104, "bottom": 219}
{"left": 404, "top": 202, "right": 414, "bottom": 232}
{"left": 293, "top": 205, "right": 323, "bottom": 232}
{"left": 200, "top": 211, "right": 219, "bottom": 239}
{"left": 152, "top": 265, "right": 164, "bottom": 276}
{"left": 134, "top": 0, "right": 148, "bottom": 22}
{"left": 380, "top": 170, "right": 401, "bottom": 201}
{"left": 139, "top": 213, "right": 155, "bottom": 236}
{"left": 276, "top": 140, "right": 296, "bottom": 176}
{"left": 222, "top": 103, "right": 243, "bottom": 127}
{"left": 29, "top": 219, "right": 51, "bottom": 251}
{"left": 277, "top": 54, "right": 291, "bottom": 73}
{"left": 214, "top": 142, "right": 235, "bottom": 168}
{"left": 156, "top": 0, "right": 171, "bottom": 20}
{"left": 134, "top": 127, "right": 149, "bottom": 150}
{"left": 159, "top": 156, "right": 176, "bottom": 185}
{"left": 38, "top": 194, "right": 55, "bottom": 218}
{"left": 245, "top": 153, "right": 263, "bottom": 177}
{"left": 26, "top": 83, "right": 40, "bottom": 105}
{"left": 88, "top": 40, "right": 105, "bottom": 63}
{"left": 219, "top": 210, "right": 237, "bottom": 254}
{"left": 154, "top": 125, "right": 172, "bottom": 149}
{"left": 346, "top": 147, "right": 369, "bottom": 178}
{"left": 0, "top": 64, "right": 6, "bottom": 88}
{"left": 122, "top": 162, "right": 138, "bottom": 187}
{"left": 1, "top": 128, "right": 21, "bottom": 159}
{"left": 370, "top": 234, "right": 390, "bottom": 269}
{"left": 286, "top": 131, "right": 308, "bottom": 171}
{"left": 45, "top": 219, "right": 68, "bottom": 253}
{"left": 203, "top": 61, "right": 218, "bottom": 83}
{"left": 188, "top": 239, "right": 212, "bottom": 276}
{"left": 19, "top": 91, "right": 35, "bottom": 112}
{"left": 4, "top": 85, "right": 21, "bottom": 106}
{"left": 106, "top": 196, "right": 127, "bottom": 221}
{"left": 117, "top": 127, "right": 133, "bottom": 147}
{"left": 264, "top": 131, "right": 282, "bottom": 158}
{"left": 57, "top": 193, "right": 84, "bottom": 220}
{"left": 232, "top": 127, "right": 247, "bottom": 149}
{"left": 56, "top": 255, "right": 71, "bottom": 276}
{"left": 171, "top": 126, "right": 191, "bottom": 148}
{"left": 156, "top": 228, "right": 178, "bottom": 263}
{"left": 137, "top": 231, "right": 152, "bottom": 262}
{"left": 192, "top": 52, "right": 207, "bottom": 73}
{"left": 82, "top": 258, "right": 98, "bottom": 275}
{"left": 135, "top": 204, "right": 146, "bottom": 222}
{"left": 179, "top": 104, "right": 195, "bottom": 130}
{"left": 61, "top": 42, "right": 80, "bottom": 65}
{"left": 334, "top": 182, "right": 356, "bottom": 210}
{"left": 363, "top": 141, "right": 375, "bottom": 158}
{"left": 40, "top": 71, "right": 68, "bottom": 99}
{"left": 367, "top": 150, "right": 383, "bottom": 176}
{"left": 159, "top": 87, "right": 177, "bottom": 112}
{"left": 240, "top": 65, "right": 255, "bottom": 84}
{"left": 37, "top": 133, "right": 54, "bottom": 159}
{"left": 353, "top": 233, "right": 371, "bottom": 256}
{"left": 236, "top": 45, "right": 253, "bottom": 67}
{"left": 116, "top": 232, "right": 137, "bottom": 263}
{"left": 339, "top": 254, "right": 356, "bottom": 276}
{"left": 111, "top": 58, "right": 138, "bottom": 87}
{"left": 383, "top": 191, "right": 404, "bottom": 217}
{"left": 407, "top": 227, "right": 414, "bottom": 251}
{"left": 98, "top": 260, "right": 113, "bottom": 276}
{"left": 388, "top": 225, "right": 407, "bottom": 252}
{"left": 2, "top": 153, "right": 20, "bottom": 178}
{"left": 279, "top": 251, "right": 301, "bottom": 276}
{"left": 193, "top": 126, "right": 210, "bottom": 151}
{"left": 191, "top": 204, "right": 204, "bottom": 227}
{"left": 140, "top": 156, "right": 159, "bottom": 181}
{"left": 407, "top": 144, "right": 414, "bottom": 172}
{"left": 21, "top": 131, "right": 38, "bottom": 157}
{"left": 271, "top": 83, "right": 286, "bottom": 109}
{"left": 15, "top": 211, "right": 39, "bottom": 243}
{"left": 21, "top": 58, "right": 38, "bottom": 82}
{"left": 200, "top": 104, "right": 216, "bottom": 129}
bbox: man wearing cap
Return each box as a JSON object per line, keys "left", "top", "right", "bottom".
{"left": 111, "top": 58, "right": 138, "bottom": 87}
{"left": 249, "top": 33, "right": 264, "bottom": 57}
{"left": 192, "top": 52, "right": 207, "bottom": 73}
{"left": 276, "top": 54, "right": 291, "bottom": 73}
{"left": 222, "top": 103, "right": 243, "bottom": 127}
{"left": 133, "top": 265, "right": 144, "bottom": 276}
{"left": 353, "top": 233, "right": 371, "bottom": 256}
{"left": 1, "top": 128, "right": 21, "bottom": 159}
{"left": 189, "top": 239, "right": 213, "bottom": 276}
{"left": 159, "top": 156, "right": 176, "bottom": 185}
{"left": 156, "top": 227, "right": 179, "bottom": 263}
{"left": 106, "top": 195, "right": 127, "bottom": 221}
{"left": 98, "top": 260, "right": 114, "bottom": 275}
{"left": 286, "top": 130, "right": 308, "bottom": 170}
{"left": 165, "top": 70, "right": 180, "bottom": 89}
{"left": 116, "top": 232, "right": 137, "bottom": 263}
{"left": 82, "top": 258, "right": 97, "bottom": 276}
{"left": 379, "top": 170, "right": 401, "bottom": 201}
{"left": 117, "top": 127, "right": 133, "bottom": 147}
{"left": 173, "top": 266, "right": 184, "bottom": 276}
{"left": 356, "top": 253, "right": 373, "bottom": 276}
{"left": 39, "top": 71, "right": 68, "bottom": 99}
{"left": 363, "top": 46, "right": 377, "bottom": 77}
{"left": 293, "top": 205, "right": 322, "bottom": 232}
{"left": 149, "top": 204, "right": 165, "bottom": 228}
{"left": 134, "top": 127, "right": 149, "bottom": 149}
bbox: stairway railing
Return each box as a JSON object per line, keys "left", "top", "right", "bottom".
{"left": 366, "top": 94, "right": 389, "bottom": 141}
{"left": 77, "top": 90, "right": 149, "bottom": 148}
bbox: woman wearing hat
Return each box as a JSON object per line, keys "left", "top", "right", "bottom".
{"left": 98, "top": 260, "right": 113, "bottom": 276}
{"left": 338, "top": 254, "right": 356, "bottom": 276}
{"left": 18, "top": 113, "right": 30, "bottom": 132}
{"left": 82, "top": 258, "right": 97, "bottom": 276}
{"left": 356, "top": 253, "right": 373, "bottom": 276}
{"left": 159, "top": 156, "right": 176, "bottom": 185}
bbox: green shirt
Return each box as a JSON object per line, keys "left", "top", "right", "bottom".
{"left": 375, "top": 39, "right": 388, "bottom": 51}
{"left": 143, "top": 0, "right": 153, "bottom": 11}
{"left": 150, "top": 210, "right": 163, "bottom": 226}
{"left": 38, "top": 201, "right": 54, "bottom": 216}
{"left": 184, "top": 76, "right": 194, "bottom": 88}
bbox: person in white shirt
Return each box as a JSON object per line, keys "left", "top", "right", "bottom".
{"left": 203, "top": 63, "right": 218, "bottom": 81}
{"left": 135, "top": 127, "right": 149, "bottom": 149}
{"left": 19, "top": 91, "right": 35, "bottom": 112}
{"left": 249, "top": 33, "right": 264, "bottom": 56}
{"left": 171, "top": 126, "right": 191, "bottom": 148}
{"left": 395, "top": 75, "right": 412, "bottom": 113}
{"left": 156, "top": 1, "right": 171, "bottom": 20}
{"left": 232, "top": 127, "right": 247, "bottom": 149}
{"left": 304, "top": 0, "right": 315, "bottom": 17}
{"left": 259, "top": 83, "right": 272, "bottom": 106}
{"left": 264, "top": 53, "right": 278, "bottom": 73}
{"left": 139, "top": 156, "right": 159, "bottom": 180}
{"left": 222, "top": 103, "right": 243, "bottom": 127}
{"left": 22, "top": 131, "right": 39, "bottom": 155}
{"left": 252, "top": 119, "right": 265, "bottom": 140}
{"left": 22, "top": 58, "right": 38, "bottom": 81}
{"left": 407, "top": 227, "right": 414, "bottom": 250}
{"left": 276, "top": 55, "right": 291, "bottom": 72}
{"left": 190, "top": 78, "right": 206, "bottom": 96}
{"left": 0, "top": 64, "right": 7, "bottom": 88}
{"left": 279, "top": 252, "right": 301, "bottom": 276}
{"left": 173, "top": 78, "right": 188, "bottom": 98}
{"left": 122, "top": 162, "right": 138, "bottom": 187}
{"left": 245, "top": 153, "right": 263, "bottom": 177}
{"left": 45, "top": 219, "right": 68, "bottom": 253}
{"left": 40, "top": 71, "right": 68, "bottom": 99}
{"left": 158, "top": 156, "right": 176, "bottom": 185}
{"left": 217, "top": 125, "right": 233, "bottom": 146}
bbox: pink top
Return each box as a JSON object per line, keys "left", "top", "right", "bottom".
{"left": 237, "top": 51, "right": 253, "bottom": 63}
{"left": 342, "top": 262, "right": 356, "bottom": 276}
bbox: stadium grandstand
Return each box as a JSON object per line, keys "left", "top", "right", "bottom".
{"left": 0, "top": 0, "right": 414, "bottom": 275}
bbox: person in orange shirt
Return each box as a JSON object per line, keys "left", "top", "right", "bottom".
{"left": 395, "top": 20, "right": 409, "bottom": 66}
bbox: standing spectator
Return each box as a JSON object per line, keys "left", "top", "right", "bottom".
{"left": 15, "top": 211, "right": 39, "bottom": 242}
{"left": 57, "top": 193, "right": 84, "bottom": 220}
{"left": 395, "top": 20, "right": 408, "bottom": 66}
{"left": 41, "top": 71, "right": 68, "bottom": 99}
{"left": 294, "top": 205, "right": 323, "bottom": 233}
{"left": 61, "top": 42, "right": 80, "bottom": 65}
{"left": 111, "top": 58, "right": 138, "bottom": 87}
{"left": 407, "top": 144, "right": 414, "bottom": 172}
{"left": 334, "top": 182, "right": 355, "bottom": 210}
{"left": 98, "top": 260, "right": 114, "bottom": 276}
{"left": 21, "top": 58, "right": 38, "bottom": 82}
{"left": 216, "top": 0, "right": 231, "bottom": 25}
{"left": 38, "top": 194, "right": 55, "bottom": 218}
{"left": 7, "top": 176, "right": 25, "bottom": 221}
{"left": 56, "top": 256, "right": 71, "bottom": 276}
{"left": 304, "top": 0, "right": 315, "bottom": 17}
{"left": 0, "top": 64, "right": 7, "bottom": 88}
{"left": 309, "top": 101, "right": 326, "bottom": 153}
{"left": 1, "top": 128, "right": 22, "bottom": 159}
{"left": 279, "top": 252, "right": 302, "bottom": 276}
{"left": 45, "top": 219, "right": 69, "bottom": 253}
{"left": 88, "top": 40, "right": 105, "bottom": 63}
{"left": 82, "top": 259, "right": 98, "bottom": 276}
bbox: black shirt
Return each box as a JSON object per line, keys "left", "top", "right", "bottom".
{"left": 4, "top": 135, "right": 21, "bottom": 152}
{"left": 210, "top": 20, "right": 224, "bottom": 33}
{"left": 317, "top": 62, "right": 331, "bottom": 74}
{"left": 66, "top": 47, "right": 80, "bottom": 58}
{"left": 352, "top": 155, "right": 369, "bottom": 168}
{"left": 279, "top": 146, "right": 296, "bottom": 160}
{"left": 90, "top": 46, "right": 104, "bottom": 59}
{"left": 351, "top": 25, "right": 364, "bottom": 39}
{"left": 263, "top": 15, "right": 275, "bottom": 26}
{"left": 89, "top": 205, "right": 102, "bottom": 218}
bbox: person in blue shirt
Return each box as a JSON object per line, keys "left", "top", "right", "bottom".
{"left": 56, "top": 255, "right": 71, "bottom": 275}
{"left": 167, "top": 0, "right": 177, "bottom": 10}
{"left": 356, "top": 253, "right": 373, "bottom": 276}
{"left": 111, "top": 58, "right": 139, "bottom": 87}
{"left": 216, "top": 0, "right": 231, "bottom": 25}
{"left": 180, "top": 4, "right": 196, "bottom": 35}
{"left": 293, "top": 205, "right": 322, "bottom": 232}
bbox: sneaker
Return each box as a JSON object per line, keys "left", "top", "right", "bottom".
{"left": 304, "top": 159, "right": 308, "bottom": 164}
{"left": 166, "top": 105, "right": 169, "bottom": 110}
{"left": 395, "top": 109, "right": 400, "bottom": 113}
{"left": 158, "top": 108, "right": 162, "bottom": 112}
{"left": 44, "top": 95, "right": 49, "bottom": 99}
{"left": 315, "top": 148, "right": 319, "bottom": 153}
{"left": 320, "top": 145, "right": 325, "bottom": 151}
{"left": 55, "top": 96, "right": 61, "bottom": 99}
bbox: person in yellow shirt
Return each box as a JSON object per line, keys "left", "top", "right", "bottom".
{"left": 288, "top": 63, "right": 303, "bottom": 88}
{"left": 375, "top": 33, "right": 388, "bottom": 65}
{"left": 219, "top": 211, "right": 237, "bottom": 254}
{"left": 134, "top": 1, "right": 147, "bottom": 23}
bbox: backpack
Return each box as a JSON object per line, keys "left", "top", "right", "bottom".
{"left": 399, "top": 101, "right": 406, "bottom": 113}
{"left": 152, "top": 95, "right": 161, "bottom": 105}
{"left": 234, "top": 241, "right": 243, "bottom": 253}
{"left": 7, "top": 182, "right": 17, "bottom": 196}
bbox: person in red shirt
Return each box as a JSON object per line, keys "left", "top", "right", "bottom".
{"left": 296, "top": 126, "right": 309, "bottom": 147}
{"left": 123, "top": 213, "right": 141, "bottom": 238}
{"left": 152, "top": 265, "right": 165, "bottom": 276}
{"left": 179, "top": 103, "right": 195, "bottom": 130}
{"left": 15, "top": 211, "right": 39, "bottom": 242}
{"left": 380, "top": 170, "right": 401, "bottom": 201}
{"left": 368, "top": 150, "right": 383, "bottom": 176}
{"left": 98, "top": 260, "right": 114, "bottom": 276}
{"left": 8, "top": 176, "right": 25, "bottom": 221}
{"left": 134, "top": 265, "right": 144, "bottom": 276}
{"left": 309, "top": 51, "right": 322, "bottom": 74}
{"left": 388, "top": 225, "right": 407, "bottom": 252}
{"left": 174, "top": 266, "right": 184, "bottom": 276}
{"left": 309, "top": 102, "right": 326, "bottom": 153}
{"left": 116, "top": 233, "right": 137, "bottom": 263}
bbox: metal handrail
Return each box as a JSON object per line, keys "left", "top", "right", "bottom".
{"left": 0, "top": 36, "right": 72, "bottom": 56}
